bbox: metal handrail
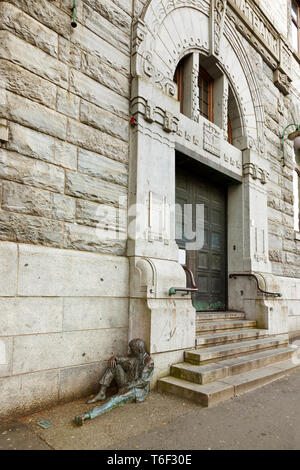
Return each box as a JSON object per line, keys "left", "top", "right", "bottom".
{"left": 229, "top": 273, "right": 282, "bottom": 298}
{"left": 169, "top": 265, "right": 199, "bottom": 296}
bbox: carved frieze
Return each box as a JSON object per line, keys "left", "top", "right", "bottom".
{"left": 203, "top": 123, "right": 221, "bottom": 157}
{"left": 131, "top": 96, "right": 179, "bottom": 135}
{"left": 243, "top": 163, "right": 268, "bottom": 184}
{"left": 227, "top": 0, "right": 292, "bottom": 94}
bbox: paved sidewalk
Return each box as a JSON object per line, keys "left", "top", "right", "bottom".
{"left": 2, "top": 367, "right": 300, "bottom": 450}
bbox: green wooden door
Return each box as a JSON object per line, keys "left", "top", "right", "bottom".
{"left": 176, "top": 166, "right": 227, "bottom": 311}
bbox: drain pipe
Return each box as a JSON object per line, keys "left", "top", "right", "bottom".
{"left": 71, "top": 0, "right": 77, "bottom": 28}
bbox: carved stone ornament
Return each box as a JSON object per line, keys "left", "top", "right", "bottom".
{"left": 212, "top": 0, "right": 228, "bottom": 56}
{"left": 203, "top": 122, "right": 221, "bottom": 157}
{"left": 273, "top": 69, "right": 291, "bottom": 97}
{"left": 74, "top": 338, "right": 154, "bottom": 426}
{"left": 243, "top": 163, "right": 269, "bottom": 184}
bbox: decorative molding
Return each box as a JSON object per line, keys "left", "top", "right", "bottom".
{"left": 203, "top": 122, "right": 221, "bottom": 157}
{"left": 211, "top": 0, "right": 228, "bottom": 56}
{"left": 131, "top": 96, "right": 179, "bottom": 136}
{"left": 227, "top": 0, "right": 292, "bottom": 94}
{"left": 191, "top": 65, "right": 200, "bottom": 122}
{"left": 243, "top": 163, "right": 269, "bottom": 184}
{"left": 273, "top": 69, "right": 291, "bottom": 96}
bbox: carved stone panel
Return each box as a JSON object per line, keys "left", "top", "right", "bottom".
{"left": 203, "top": 123, "right": 221, "bottom": 157}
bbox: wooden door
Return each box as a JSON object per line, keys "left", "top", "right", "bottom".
{"left": 176, "top": 166, "right": 227, "bottom": 311}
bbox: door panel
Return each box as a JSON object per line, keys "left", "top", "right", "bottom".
{"left": 176, "top": 166, "right": 227, "bottom": 311}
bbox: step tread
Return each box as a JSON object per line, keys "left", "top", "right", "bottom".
{"left": 196, "top": 329, "right": 268, "bottom": 345}
{"left": 186, "top": 336, "right": 288, "bottom": 362}
{"left": 220, "top": 345, "right": 294, "bottom": 366}
{"left": 219, "top": 359, "right": 300, "bottom": 387}
{"left": 197, "top": 320, "right": 257, "bottom": 332}
{"left": 159, "top": 358, "right": 300, "bottom": 403}
{"left": 197, "top": 328, "right": 267, "bottom": 340}
{"left": 173, "top": 346, "right": 295, "bottom": 378}
{"left": 196, "top": 312, "right": 246, "bottom": 321}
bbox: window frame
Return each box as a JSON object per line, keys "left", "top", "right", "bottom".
{"left": 198, "top": 66, "right": 214, "bottom": 123}
{"left": 175, "top": 61, "right": 184, "bottom": 114}
{"left": 292, "top": 0, "right": 300, "bottom": 54}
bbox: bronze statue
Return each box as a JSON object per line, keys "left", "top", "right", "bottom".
{"left": 74, "top": 338, "right": 154, "bottom": 426}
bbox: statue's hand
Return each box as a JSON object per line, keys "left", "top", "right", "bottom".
{"left": 109, "top": 356, "right": 117, "bottom": 369}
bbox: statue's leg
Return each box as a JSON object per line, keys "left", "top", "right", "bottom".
{"left": 87, "top": 365, "right": 128, "bottom": 404}
{"left": 75, "top": 389, "right": 136, "bottom": 426}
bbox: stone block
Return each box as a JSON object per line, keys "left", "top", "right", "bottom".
{"left": 0, "top": 149, "right": 65, "bottom": 193}
{"left": 81, "top": 52, "right": 129, "bottom": 99}
{"left": 75, "top": 199, "right": 127, "bottom": 232}
{"left": 56, "top": 89, "right": 80, "bottom": 119}
{"left": 78, "top": 148, "right": 128, "bottom": 186}
{"left": 0, "top": 30, "right": 68, "bottom": 88}
{"left": 18, "top": 244, "right": 129, "bottom": 297}
{"left": 67, "top": 119, "right": 128, "bottom": 163}
{"left": 83, "top": 3, "right": 130, "bottom": 54}
{"left": 54, "top": 140, "right": 77, "bottom": 170}
{"left": 59, "top": 362, "right": 107, "bottom": 402}
{"left": 0, "top": 120, "right": 8, "bottom": 142}
{"left": 13, "top": 328, "right": 128, "bottom": 374}
{"left": 2, "top": 181, "right": 53, "bottom": 218}
{"left": 0, "top": 369, "right": 60, "bottom": 419}
{"left": 0, "top": 59, "right": 57, "bottom": 109}
{"left": 2, "top": 91, "right": 67, "bottom": 140}
{"left": 0, "top": 298, "right": 63, "bottom": 336}
{"left": 83, "top": 0, "right": 131, "bottom": 33}
{"left": 80, "top": 100, "right": 128, "bottom": 141}
{"left": 0, "top": 337, "right": 12, "bottom": 378}
{"left": 0, "top": 241, "right": 18, "bottom": 296}
{"left": 7, "top": 122, "right": 54, "bottom": 164}
{"left": 58, "top": 36, "right": 81, "bottom": 69}
{"left": 63, "top": 297, "right": 129, "bottom": 331}
{"left": 6, "top": 0, "right": 71, "bottom": 39}
{"left": 63, "top": 223, "right": 127, "bottom": 255}
{"left": 69, "top": 69, "right": 129, "bottom": 119}
{"left": 52, "top": 194, "right": 76, "bottom": 223}
{"left": 0, "top": 210, "right": 64, "bottom": 247}
{"left": 65, "top": 170, "right": 127, "bottom": 206}
{"left": 71, "top": 24, "right": 129, "bottom": 76}
{"left": 0, "top": 2, "right": 58, "bottom": 57}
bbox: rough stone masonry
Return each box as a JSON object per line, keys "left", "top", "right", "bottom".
{"left": 0, "top": 0, "right": 299, "bottom": 420}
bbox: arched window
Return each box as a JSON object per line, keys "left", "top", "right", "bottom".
{"left": 174, "top": 54, "right": 242, "bottom": 148}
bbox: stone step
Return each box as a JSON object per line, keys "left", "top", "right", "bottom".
{"left": 196, "top": 312, "right": 246, "bottom": 322}
{"left": 158, "top": 356, "right": 300, "bottom": 407}
{"left": 172, "top": 342, "right": 293, "bottom": 384}
{"left": 171, "top": 346, "right": 294, "bottom": 385}
{"left": 186, "top": 336, "right": 289, "bottom": 364}
{"left": 196, "top": 328, "right": 269, "bottom": 347}
{"left": 196, "top": 319, "right": 257, "bottom": 334}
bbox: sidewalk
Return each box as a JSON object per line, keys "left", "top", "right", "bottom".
{"left": 1, "top": 367, "right": 300, "bottom": 450}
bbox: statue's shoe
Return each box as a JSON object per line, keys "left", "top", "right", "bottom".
{"left": 74, "top": 415, "right": 84, "bottom": 426}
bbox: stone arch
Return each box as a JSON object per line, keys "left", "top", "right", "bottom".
{"left": 132, "top": 0, "right": 265, "bottom": 152}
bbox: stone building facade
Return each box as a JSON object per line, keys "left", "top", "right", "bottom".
{"left": 0, "top": 0, "right": 299, "bottom": 418}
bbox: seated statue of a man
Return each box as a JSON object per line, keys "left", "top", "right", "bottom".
{"left": 74, "top": 338, "right": 154, "bottom": 426}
